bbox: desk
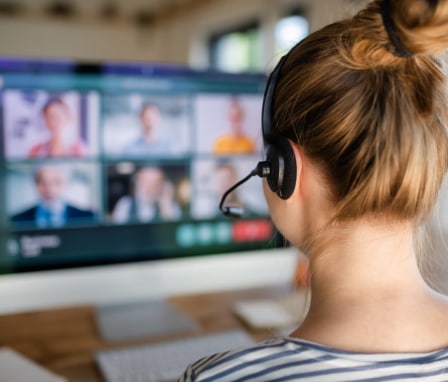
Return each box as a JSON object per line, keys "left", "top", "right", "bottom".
{"left": 0, "top": 285, "right": 293, "bottom": 382}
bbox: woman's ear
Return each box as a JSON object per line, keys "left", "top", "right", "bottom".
{"left": 288, "top": 139, "right": 303, "bottom": 201}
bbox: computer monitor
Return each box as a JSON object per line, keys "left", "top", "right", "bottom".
{"left": 0, "top": 57, "right": 297, "bottom": 315}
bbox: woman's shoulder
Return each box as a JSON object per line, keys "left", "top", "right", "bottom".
{"left": 70, "top": 139, "right": 88, "bottom": 156}
{"left": 28, "top": 141, "right": 47, "bottom": 157}
{"left": 178, "top": 335, "right": 448, "bottom": 382}
{"left": 178, "top": 337, "right": 306, "bottom": 382}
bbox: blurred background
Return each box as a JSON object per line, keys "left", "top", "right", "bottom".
{"left": 0, "top": 0, "right": 367, "bottom": 71}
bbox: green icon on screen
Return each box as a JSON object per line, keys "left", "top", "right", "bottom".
{"left": 197, "top": 223, "right": 214, "bottom": 246}
{"left": 215, "top": 222, "right": 232, "bottom": 244}
{"left": 176, "top": 224, "right": 196, "bottom": 247}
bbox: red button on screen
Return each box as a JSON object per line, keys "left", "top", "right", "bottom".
{"left": 232, "top": 220, "right": 273, "bottom": 243}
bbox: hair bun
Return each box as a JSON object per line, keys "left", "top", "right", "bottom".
{"left": 381, "top": 0, "right": 413, "bottom": 57}
{"left": 390, "top": 0, "right": 448, "bottom": 56}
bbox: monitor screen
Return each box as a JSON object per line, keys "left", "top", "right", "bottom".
{"left": 0, "top": 58, "right": 277, "bottom": 274}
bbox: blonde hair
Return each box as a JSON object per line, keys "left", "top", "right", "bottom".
{"left": 273, "top": 0, "right": 448, "bottom": 222}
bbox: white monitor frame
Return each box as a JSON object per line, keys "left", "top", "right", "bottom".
{"left": 0, "top": 247, "right": 299, "bottom": 314}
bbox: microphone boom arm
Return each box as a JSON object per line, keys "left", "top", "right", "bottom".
{"left": 219, "top": 161, "right": 271, "bottom": 218}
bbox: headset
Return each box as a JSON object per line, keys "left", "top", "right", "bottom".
{"left": 220, "top": 54, "right": 297, "bottom": 217}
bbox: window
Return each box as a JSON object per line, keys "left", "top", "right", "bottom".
{"left": 207, "top": 10, "right": 308, "bottom": 73}
{"left": 209, "top": 23, "right": 262, "bottom": 73}
{"left": 275, "top": 11, "right": 309, "bottom": 58}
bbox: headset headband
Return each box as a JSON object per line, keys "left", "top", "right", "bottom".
{"left": 262, "top": 55, "right": 287, "bottom": 143}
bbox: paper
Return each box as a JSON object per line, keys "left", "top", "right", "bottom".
{"left": 0, "top": 348, "right": 67, "bottom": 382}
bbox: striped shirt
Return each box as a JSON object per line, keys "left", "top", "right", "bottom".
{"left": 178, "top": 337, "right": 448, "bottom": 381}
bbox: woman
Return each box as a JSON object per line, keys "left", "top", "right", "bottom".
{"left": 28, "top": 97, "right": 87, "bottom": 158}
{"left": 180, "top": 0, "right": 448, "bottom": 380}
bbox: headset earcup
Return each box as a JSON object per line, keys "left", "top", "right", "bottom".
{"left": 265, "top": 138, "right": 297, "bottom": 200}
{"left": 266, "top": 145, "right": 280, "bottom": 194}
{"left": 278, "top": 138, "right": 297, "bottom": 200}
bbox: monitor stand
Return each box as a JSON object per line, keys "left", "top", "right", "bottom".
{"left": 94, "top": 299, "right": 199, "bottom": 342}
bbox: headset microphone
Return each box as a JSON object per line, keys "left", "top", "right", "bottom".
{"left": 219, "top": 161, "right": 270, "bottom": 218}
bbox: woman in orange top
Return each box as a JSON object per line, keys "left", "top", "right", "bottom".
{"left": 213, "top": 98, "right": 255, "bottom": 155}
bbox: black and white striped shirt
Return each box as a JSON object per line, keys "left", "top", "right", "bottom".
{"left": 178, "top": 337, "right": 448, "bottom": 381}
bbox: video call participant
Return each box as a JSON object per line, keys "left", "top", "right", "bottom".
{"left": 123, "top": 103, "right": 172, "bottom": 157}
{"left": 112, "top": 166, "right": 181, "bottom": 224}
{"left": 213, "top": 98, "right": 256, "bottom": 155}
{"left": 175, "top": 178, "right": 192, "bottom": 218}
{"left": 213, "top": 163, "right": 243, "bottom": 215}
{"left": 11, "top": 166, "right": 96, "bottom": 228}
{"left": 28, "top": 97, "right": 88, "bottom": 158}
{"left": 180, "top": 0, "right": 448, "bottom": 380}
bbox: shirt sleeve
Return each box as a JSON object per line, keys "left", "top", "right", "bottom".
{"left": 177, "top": 351, "right": 231, "bottom": 382}
{"left": 177, "top": 363, "right": 196, "bottom": 382}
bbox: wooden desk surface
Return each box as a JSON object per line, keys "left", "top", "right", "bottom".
{"left": 0, "top": 285, "right": 293, "bottom": 382}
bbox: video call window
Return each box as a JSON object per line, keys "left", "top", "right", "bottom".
{"left": 191, "top": 157, "right": 268, "bottom": 219}
{"left": 107, "top": 162, "right": 190, "bottom": 224}
{"left": 102, "top": 94, "right": 192, "bottom": 158}
{"left": 7, "top": 163, "right": 100, "bottom": 229}
{"left": 194, "top": 94, "right": 263, "bottom": 155}
{"left": 3, "top": 90, "right": 99, "bottom": 159}
{"left": 0, "top": 58, "right": 272, "bottom": 273}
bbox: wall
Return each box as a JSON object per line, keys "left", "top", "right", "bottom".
{"left": 0, "top": 0, "right": 361, "bottom": 66}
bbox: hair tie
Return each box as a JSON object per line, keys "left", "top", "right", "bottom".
{"left": 381, "top": 0, "right": 413, "bottom": 58}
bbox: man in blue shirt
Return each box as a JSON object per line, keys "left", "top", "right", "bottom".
{"left": 11, "top": 166, "right": 96, "bottom": 228}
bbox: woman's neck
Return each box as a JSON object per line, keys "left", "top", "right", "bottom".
{"left": 308, "top": 222, "right": 424, "bottom": 301}
{"left": 292, "top": 221, "right": 448, "bottom": 352}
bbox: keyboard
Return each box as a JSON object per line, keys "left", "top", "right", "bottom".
{"left": 95, "top": 329, "right": 255, "bottom": 382}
